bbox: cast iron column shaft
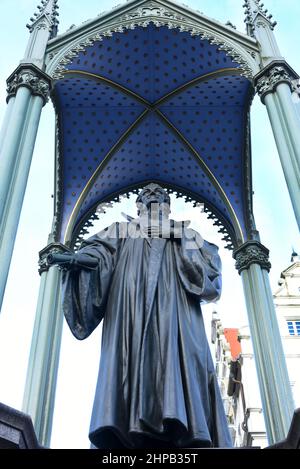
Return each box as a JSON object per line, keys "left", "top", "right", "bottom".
{"left": 234, "top": 241, "right": 294, "bottom": 444}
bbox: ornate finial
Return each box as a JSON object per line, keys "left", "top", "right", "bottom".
{"left": 26, "top": 0, "right": 59, "bottom": 39}
{"left": 243, "top": 0, "right": 277, "bottom": 37}
{"left": 225, "top": 21, "right": 237, "bottom": 30}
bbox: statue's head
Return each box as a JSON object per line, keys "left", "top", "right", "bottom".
{"left": 136, "top": 183, "right": 171, "bottom": 216}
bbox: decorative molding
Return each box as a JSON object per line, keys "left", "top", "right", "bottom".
{"left": 243, "top": 98, "right": 259, "bottom": 241}
{"left": 233, "top": 241, "right": 271, "bottom": 274}
{"left": 26, "top": 0, "right": 59, "bottom": 40}
{"left": 119, "top": 2, "right": 187, "bottom": 23}
{"left": 38, "top": 242, "right": 71, "bottom": 275}
{"left": 254, "top": 60, "right": 300, "bottom": 103}
{"left": 246, "top": 49, "right": 258, "bottom": 61}
{"left": 6, "top": 64, "right": 52, "bottom": 105}
{"left": 47, "top": 1, "right": 257, "bottom": 80}
{"left": 51, "top": 108, "right": 63, "bottom": 242}
{"left": 243, "top": 0, "right": 277, "bottom": 38}
{"left": 291, "top": 79, "right": 300, "bottom": 99}
{"left": 36, "top": 21, "right": 49, "bottom": 31}
{"left": 225, "top": 21, "right": 237, "bottom": 30}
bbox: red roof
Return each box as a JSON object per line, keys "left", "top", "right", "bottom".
{"left": 224, "top": 328, "right": 241, "bottom": 360}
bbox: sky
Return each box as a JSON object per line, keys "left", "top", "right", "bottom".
{"left": 0, "top": 0, "right": 299, "bottom": 449}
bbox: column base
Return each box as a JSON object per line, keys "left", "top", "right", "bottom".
{"left": 0, "top": 402, "right": 40, "bottom": 449}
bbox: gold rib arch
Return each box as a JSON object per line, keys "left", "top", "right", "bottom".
{"left": 155, "top": 109, "right": 244, "bottom": 244}
{"left": 64, "top": 109, "right": 150, "bottom": 243}
{"left": 155, "top": 68, "right": 245, "bottom": 106}
{"left": 63, "top": 70, "right": 151, "bottom": 107}
{"left": 62, "top": 67, "right": 245, "bottom": 109}
{"left": 61, "top": 68, "right": 246, "bottom": 244}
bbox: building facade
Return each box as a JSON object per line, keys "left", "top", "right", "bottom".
{"left": 213, "top": 252, "right": 300, "bottom": 447}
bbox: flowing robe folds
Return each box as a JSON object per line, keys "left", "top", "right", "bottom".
{"left": 62, "top": 221, "right": 232, "bottom": 448}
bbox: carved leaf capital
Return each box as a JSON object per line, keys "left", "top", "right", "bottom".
{"left": 234, "top": 242, "right": 271, "bottom": 274}
{"left": 6, "top": 66, "right": 51, "bottom": 105}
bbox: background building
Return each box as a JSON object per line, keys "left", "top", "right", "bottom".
{"left": 213, "top": 251, "right": 300, "bottom": 447}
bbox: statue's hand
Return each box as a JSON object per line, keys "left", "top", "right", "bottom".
{"left": 57, "top": 254, "right": 80, "bottom": 272}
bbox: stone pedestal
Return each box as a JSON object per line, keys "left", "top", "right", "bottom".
{"left": 0, "top": 403, "right": 40, "bottom": 449}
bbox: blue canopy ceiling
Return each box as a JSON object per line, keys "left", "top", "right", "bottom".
{"left": 53, "top": 24, "right": 254, "bottom": 248}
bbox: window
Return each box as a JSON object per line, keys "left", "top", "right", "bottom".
{"left": 287, "top": 321, "right": 300, "bottom": 336}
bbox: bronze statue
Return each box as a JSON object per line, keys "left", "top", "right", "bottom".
{"left": 59, "top": 184, "right": 232, "bottom": 449}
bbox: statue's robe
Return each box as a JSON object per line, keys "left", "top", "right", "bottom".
{"left": 62, "top": 221, "right": 232, "bottom": 448}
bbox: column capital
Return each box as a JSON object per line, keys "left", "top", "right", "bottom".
{"left": 38, "top": 242, "right": 71, "bottom": 275}
{"left": 254, "top": 60, "right": 299, "bottom": 103}
{"left": 233, "top": 241, "right": 271, "bottom": 274}
{"left": 6, "top": 64, "right": 52, "bottom": 106}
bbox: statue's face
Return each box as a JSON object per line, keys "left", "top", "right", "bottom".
{"left": 136, "top": 184, "right": 170, "bottom": 212}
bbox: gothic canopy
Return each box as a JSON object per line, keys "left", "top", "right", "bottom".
{"left": 46, "top": 0, "right": 260, "bottom": 249}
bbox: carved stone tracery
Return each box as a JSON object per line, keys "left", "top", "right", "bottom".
{"left": 71, "top": 186, "right": 236, "bottom": 252}
{"left": 121, "top": 3, "right": 186, "bottom": 22}
{"left": 48, "top": 1, "right": 256, "bottom": 80}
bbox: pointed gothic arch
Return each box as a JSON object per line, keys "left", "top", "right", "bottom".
{"left": 49, "top": 19, "right": 256, "bottom": 249}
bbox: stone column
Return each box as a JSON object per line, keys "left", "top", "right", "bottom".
{"left": 243, "top": 2, "right": 300, "bottom": 230}
{"left": 22, "top": 242, "right": 70, "bottom": 447}
{"left": 255, "top": 62, "right": 300, "bottom": 230}
{"left": 0, "top": 65, "right": 51, "bottom": 312}
{"left": 233, "top": 241, "right": 295, "bottom": 444}
{"left": 0, "top": 96, "right": 16, "bottom": 153}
